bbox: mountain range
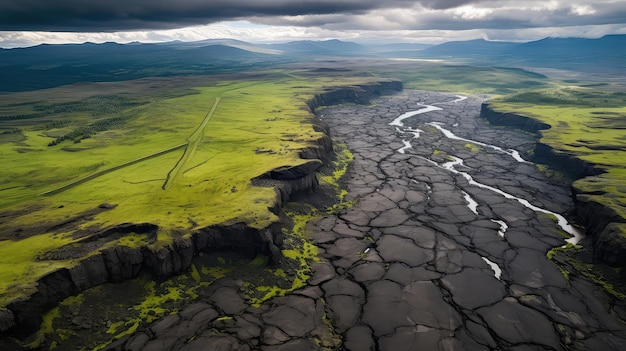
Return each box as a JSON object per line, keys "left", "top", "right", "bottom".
{"left": 1, "top": 35, "right": 624, "bottom": 92}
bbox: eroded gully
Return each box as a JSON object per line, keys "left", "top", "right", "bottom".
{"left": 106, "top": 90, "right": 626, "bottom": 351}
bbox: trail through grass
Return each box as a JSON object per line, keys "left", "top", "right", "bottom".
{"left": 162, "top": 97, "right": 221, "bottom": 189}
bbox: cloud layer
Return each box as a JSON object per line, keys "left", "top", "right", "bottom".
{"left": 0, "top": 1, "right": 625, "bottom": 47}
{"left": 1, "top": 1, "right": 625, "bottom": 31}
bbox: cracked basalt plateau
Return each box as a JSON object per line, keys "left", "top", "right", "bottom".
{"left": 107, "top": 90, "right": 626, "bottom": 351}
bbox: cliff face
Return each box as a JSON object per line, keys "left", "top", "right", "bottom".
{"left": 307, "top": 80, "right": 403, "bottom": 113}
{"left": 1, "top": 80, "right": 403, "bottom": 339}
{"left": 480, "top": 103, "right": 626, "bottom": 267}
{"left": 4, "top": 223, "right": 280, "bottom": 339}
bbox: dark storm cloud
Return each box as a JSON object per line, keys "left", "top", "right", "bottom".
{"left": 0, "top": 0, "right": 426, "bottom": 31}
{"left": 419, "top": 0, "right": 477, "bottom": 10}
{"left": 1, "top": 0, "right": 625, "bottom": 34}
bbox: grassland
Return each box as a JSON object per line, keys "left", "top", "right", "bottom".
{"left": 0, "top": 70, "right": 383, "bottom": 308}
{"left": 488, "top": 86, "right": 626, "bottom": 229}
{"left": 377, "top": 63, "right": 550, "bottom": 94}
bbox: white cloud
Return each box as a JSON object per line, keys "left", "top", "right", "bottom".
{"left": 451, "top": 6, "right": 494, "bottom": 20}
{"left": 570, "top": 5, "right": 596, "bottom": 16}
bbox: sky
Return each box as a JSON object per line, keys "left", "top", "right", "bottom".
{"left": 0, "top": 0, "right": 625, "bottom": 48}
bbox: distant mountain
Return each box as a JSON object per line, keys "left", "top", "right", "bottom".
{"left": 0, "top": 42, "right": 282, "bottom": 91}
{"left": 267, "top": 39, "right": 367, "bottom": 56}
{"left": 0, "top": 39, "right": 377, "bottom": 91}
{"left": 413, "top": 35, "right": 626, "bottom": 74}
{"left": 420, "top": 39, "right": 516, "bottom": 56}
{"left": 0, "top": 35, "right": 624, "bottom": 92}
{"left": 369, "top": 43, "right": 433, "bottom": 52}
{"left": 157, "top": 39, "right": 283, "bottom": 55}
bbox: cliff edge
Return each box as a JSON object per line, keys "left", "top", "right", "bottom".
{"left": 481, "top": 103, "right": 626, "bottom": 267}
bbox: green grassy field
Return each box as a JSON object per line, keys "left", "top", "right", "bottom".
{"left": 378, "top": 63, "right": 551, "bottom": 94}
{"left": 488, "top": 86, "right": 626, "bottom": 221}
{"left": 0, "top": 71, "right": 382, "bottom": 307}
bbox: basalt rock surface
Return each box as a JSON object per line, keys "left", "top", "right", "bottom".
{"left": 481, "top": 103, "right": 626, "bottom": 267}
{"left": 104, "top": 91, "right": 626, "bottom": 351}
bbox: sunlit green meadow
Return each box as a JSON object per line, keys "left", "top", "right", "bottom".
{"left": 0, "top": 72, "right": 379, "bottom": 306}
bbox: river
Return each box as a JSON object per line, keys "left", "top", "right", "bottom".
{"left": 308, "top": 90, "right": 625, "bottom": 350}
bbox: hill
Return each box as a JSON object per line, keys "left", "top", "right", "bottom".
{"left": 1, "top": 35, "right": 624, "bottom": 92}
{"left": 0, "top": 42, "right": 282, "bottom": 91}
{"left": 415, "top": 35, "right": 626, "bottom": 74}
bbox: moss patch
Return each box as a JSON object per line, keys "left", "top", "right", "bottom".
{"left": 547, "top": 243, "right": 625, "bottom": 299}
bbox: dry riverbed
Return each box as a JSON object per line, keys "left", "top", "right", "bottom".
{"left": 105, "top": 90, "right": 626, "bottom": 351}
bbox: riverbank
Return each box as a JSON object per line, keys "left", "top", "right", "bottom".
{"left": 481, "top": 99, "right": 626, "bottom": 268}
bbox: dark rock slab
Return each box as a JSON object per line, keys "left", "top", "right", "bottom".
{"left": 125, "top": 332, "right": 150, "bottom": 351}
{"left": 378, "top": 326, "right": 443, "bottom": 351}
{"left": 332, "top": 221, "right": 365, "bottom": 238}
{"left": 142, "top": 337, "right": 179, "bottom": 351}
{"left": 321, "top": 277, "right": 365, "bottom": 299}
{"left": 441, "top": 268, "right": 506, "bottom": 309}
{"left": 340, "top": 209, "right": 372, "bottom": 226}
{"left": 370, "top": 208, "right": 411, "bottom": 227}
{"left": 308, "top": 261, "right": 336, "bottom": 286}
{"left": 150, "top": 314, "right": 180, "bottom": 336}
{"left": 508, "top": 248, "right": 567, "bottom": 289}
{"left": 377, "top": 235, "right": 434, "bottom": 267}
{"left": 359, "top": 193, "right": 398, "bottom": 212}
{"left": 262, "top": 326, "right": 290, "bottom": 345}
{"left": 261, "top": 339, "right": 320, "bottom": 351}
{"left": 179, "top": 302, "right": 213, "bottom": 320}
{"left": 384, "top": 263, "right": 441, "bottom": 285}
{"left": 348, "top": 262, "right": 385, "bottom": 282}
{"left": 362, "top": 280, "right": 411, "bottom": 336}
{"left": 180, "top": 335, "right": 250, "bottom": 351}
{"left": 402, "top": 281, "right": 462, "bottom": 330}
{"left": 326, "top": 295, "right": 361, "bottom": 332}
{"left": 478, "top": 298, "right": 560, "bottom": 349}
{"left": 262, "top": 296, "right": 318, "bottom": 337}
{"left": 325, "top": 237, "right": 368, "bottom": 261}
{"left": 210, "top": 287, "right": 248, "bottom": 315}
{"left": 189, "top": 308, "right": 219, "bottom": 331}
{"left": 344, "top": 325, "right": 375, "bottom": 351}
{"left": 382, "top": 224, "right": 437, "bottom": 249}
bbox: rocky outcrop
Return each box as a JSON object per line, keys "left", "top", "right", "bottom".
{"left": 573, "top": 194, "right": 626, "bottom": 266}
{"left": 480, "top": 102, "right": 626, "bottom": 267}
{"left": 480, "top": 104, "right": 551, "bottom": 133}
{"left": 4, "top": 223, "right": 281, "bottom": 339}
{"left": 307, "top": 80, "right": 403, "bottom": 113}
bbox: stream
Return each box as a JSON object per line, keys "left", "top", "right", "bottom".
{"left": 391, "top": 97, "right": 583, "bottom": 246}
